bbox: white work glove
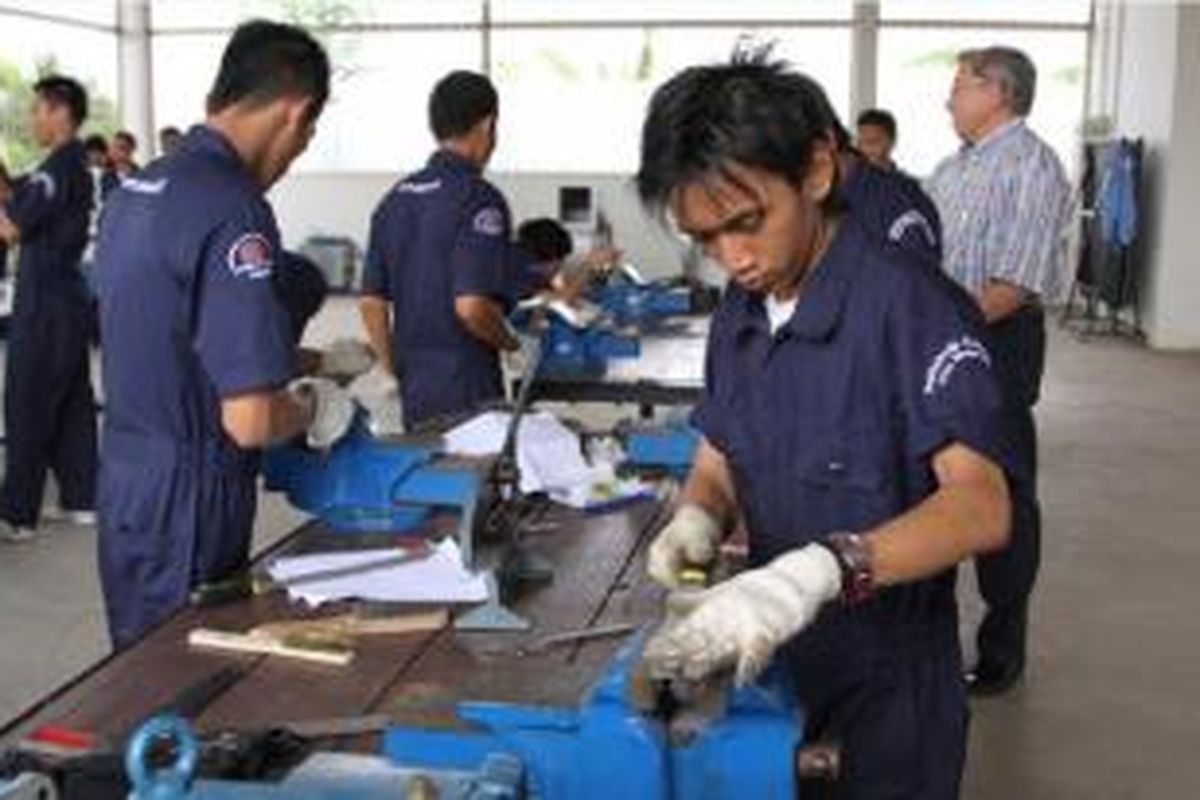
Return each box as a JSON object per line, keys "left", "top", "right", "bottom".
{"left": 643, "top": 544, "right": 843, "bottom": 687}
{"left": 350, "top": 364, "right": 404, "bottom": 436}
{"left": 316, "top": 339, "right": 376, "bottom": 383}
{"left": 290, "top": 377, "right": 356, "bottom": 450}
{"left": 647, "top": 504, "right": 723, "bottom": 589}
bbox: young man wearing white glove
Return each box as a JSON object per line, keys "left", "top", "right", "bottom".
{"left": 92, "top": 22, "right": 353, "bottom": 649}
{"left": 636, "top": 50, "right": 1016, "bottom": 798}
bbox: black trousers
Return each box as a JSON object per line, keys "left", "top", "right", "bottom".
{"left": 0, "top": 293, "right": 98, "bottom": 526}
{"left": 974, "top": 305, "right": 1045, "bottom": 669}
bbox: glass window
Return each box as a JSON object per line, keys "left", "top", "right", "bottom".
{"left": 150, "top": 0, "right": 481, "bottom": 31}
{"left": 297, "top": 30, "right": 483, "bottom": 171}
{"left": 492, "top": 0, "right": 852, "bottom": 23}
{"left": 0, "top": 1, "right": 117, "bottom": 27}
{"left": 0, "top": 14, "right": 119, "bottom": 170}
{"left": 875, "top": 28, "right": 1087, "bottom": 178}
{"left": 490, "top": 25, "right": 852, "bottom": 174}
{"left": 152, "top": 28, "right": 483, "bottom": 171}
{"left": 879, "top": 0, "right": 1091, "bottom": 25}
{"left": 150, "top": 34, "right": 226, "bottom": 136}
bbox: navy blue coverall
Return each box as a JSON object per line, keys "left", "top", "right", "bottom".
{"left": 694, "top": 215, "right": 1015, "bottom": 798}
{"left": 0, "top": 140, "right": 98, "bottom": 528}
{"left": 92, "top": 125, "right": 294, "bottom": 648}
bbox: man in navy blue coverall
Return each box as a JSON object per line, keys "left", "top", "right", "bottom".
{"left": 638, "top": 51, "right": 1017, "bottom": 798}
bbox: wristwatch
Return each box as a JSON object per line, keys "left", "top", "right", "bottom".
{"left": 819, "top": 532, "right": 875, "bottom": 605}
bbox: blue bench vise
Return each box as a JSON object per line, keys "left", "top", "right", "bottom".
{"left": 125, "top": 635, "right": 823, "bottom": 799}
{"left": 509, "top": 302, "right": 640, "bottom": 379}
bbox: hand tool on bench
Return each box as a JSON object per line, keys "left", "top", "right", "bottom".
{"left": 189, "top": 540, "right": 434, "bottom": 607}
{"left": 188, "top": 607, "right": 449, "bottom": 666}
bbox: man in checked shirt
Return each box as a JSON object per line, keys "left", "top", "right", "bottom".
{"left": 927, "top": 45, "right": 1070, "bottom": 696}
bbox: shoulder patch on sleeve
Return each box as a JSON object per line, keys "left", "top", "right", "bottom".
{"left": 226, "top": 232, "right": 274, "bottom": 280}
{"left": 29, "top": 171, "right": 56, "bottom": 200}
{"left": 923, "top": 336, "right": 991, "bottom": 396}
{"left": 889, "top": 209, "right": 938, "bottom": 247}
{"left": 471, "top": 206, "right": 505, "bottom": 237}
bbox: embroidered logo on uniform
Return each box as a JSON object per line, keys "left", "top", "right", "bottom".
{"left": 226, "top": 232, "right": 274, "bottom": 280}
{"left": 888, "top": 209, "right": 937, "bottom": 247}
{"left": 472, "top": 206, "right": 505, "bottom": 237}
{"left": 923, "top": 336, "right": 991, "bottom": 396}
{"left": 395, "top": 178, "right": 442, "bottom": 194}
{"left": 122, "top": 177, "right": 168, "bottom": 195}
{"left": 29, "top": 171, "right": 56, "bottom": 200}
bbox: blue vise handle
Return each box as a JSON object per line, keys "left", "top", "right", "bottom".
{"left": 127, "top": 714, "right": 199, "bottom": 800}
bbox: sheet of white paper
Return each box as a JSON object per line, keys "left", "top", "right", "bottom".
{"left": 604, "top": 335, "right": 707, "bottom": 384}
{"left": 266, "top": 539, "right": 488, "bottom": 607}
{"left": 442, "top": 410, "right": 593, "bottom": 497}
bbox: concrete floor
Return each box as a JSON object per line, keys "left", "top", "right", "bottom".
{"left": 1, "top": 301, "right": 1198, "bottom": 797}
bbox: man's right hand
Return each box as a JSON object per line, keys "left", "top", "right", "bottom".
{"left": 290, "top": 377, "right": 356, "bottom": 450}
{"left": 647, "top": 503, "right": 723, "bottom": 589}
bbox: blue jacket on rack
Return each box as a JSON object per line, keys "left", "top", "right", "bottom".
{"left": 1099, "top": 139, "right": 1139, "bottom": 249}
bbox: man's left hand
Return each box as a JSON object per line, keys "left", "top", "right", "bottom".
{"left": 0, "top": 212, "right": 18, "bottom": 245}
{"left": 643, "top": 544, "right": 843, "bottom": 687}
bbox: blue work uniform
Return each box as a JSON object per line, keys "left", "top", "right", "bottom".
{"left": 694, "top": 215, "right": 1014, "bottom": 798}
{"left": 0, "top": 140, "right": 98, "bottom": 527}
{"left": 363, "top": 150, "right": 513, "bottom": 429}
{"left": 93, "top": 126, "right": 294, "bottom": 648}
{"left": 838, "top": 158, "right": 943, "bottom": 267}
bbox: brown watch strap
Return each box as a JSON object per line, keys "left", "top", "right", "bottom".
{"left": 820, "top": 532, "right": 875, "bottom": 606}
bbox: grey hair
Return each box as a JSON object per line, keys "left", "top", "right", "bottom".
{"left": 957, "top": 46, "right": 1037, "bottom": 116}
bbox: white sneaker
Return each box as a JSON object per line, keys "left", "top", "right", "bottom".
{"left": 0, "top": 521, "right": 36, "bottom": 543}
{"left": 44, "top": 508, "right": 98, "bottom": 526}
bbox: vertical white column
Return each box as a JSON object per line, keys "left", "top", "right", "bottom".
{"left": 116, "top": 0, "right": 154, "bottom": 154}
{"left": 850, "top": 0, "right": 879, "bottom": 123}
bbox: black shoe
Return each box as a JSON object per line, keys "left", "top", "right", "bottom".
{"left": 966, "top": 660, "right": 1024, "bottom": 697}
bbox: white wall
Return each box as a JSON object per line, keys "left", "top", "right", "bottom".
{"left": 1147, "top": 4, "right": 1200, "bottom": 348}
{"left": 268, "top": 170, "right": 689, "bottom": 279}
{"left": 1091, "top": 0, "right": 1200, "bottom": 349}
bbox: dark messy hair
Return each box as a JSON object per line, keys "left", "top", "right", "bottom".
{"left": 33, "top": 75, "right": 88, "bottom": 126}
{"left": 83, "top": 134, "right": 108, "bottom": 155}
{"left": 857, "top": 108, "right": 897, "bottom": 142}
{"left": 517, "top": 217, "right": 574, "bottom": 263}
{"left": 429, "top": 70, "right": 498, "bottom": 140}
{"left": 113, "top": 130, "right": 137, "bottom": 150}
{"left": 636, "top": 44, "right": 844, "bottom": 215}
{"left": 206, "top": 20, "right": 330, "bottom": 123}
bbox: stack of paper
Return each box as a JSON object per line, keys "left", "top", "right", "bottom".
{"left": 441, "top": 410, "right": 653, "bottom": 509}
{"left": 266, "top": 539, "right": 488, "bottom": 607}
{"left": 442, "top": 411, "right": 592, "bottom": 496}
